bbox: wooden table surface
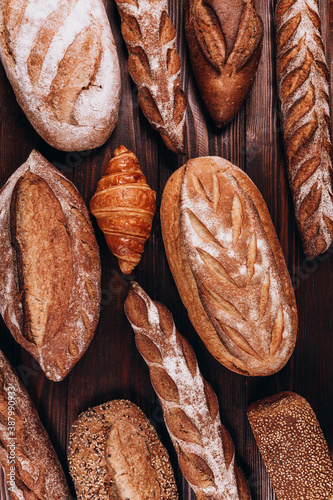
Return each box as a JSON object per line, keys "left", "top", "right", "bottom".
{"left": 0, "top": 0, "right": 332, "bottom": 499}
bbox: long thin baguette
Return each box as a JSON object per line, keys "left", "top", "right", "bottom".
{"left": 276, "top": 0, "right": 333, "bottom": 259}
{"left": 114, "top": 0, "right": 187, "bottom": 154}
{"left": 124, "top": 281, "right": 251, "bottom": 500}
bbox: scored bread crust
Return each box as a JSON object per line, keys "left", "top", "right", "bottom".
{"left": 0, "top": 349, "right": 71, "bottom": 499}
{"left": 0, "top": 0, "right": 121, "bottom": 151}
{"left": 248, "top": 392, "right": 333, "bottom": 499}
{"left": 67, "top": 399, "right": 179, "bottom": 499}
{"left": 0, "top": 150, "right": 101, "bottom": 381}
{"left": 161, "top": 157, "right": 298, "bottom": 376}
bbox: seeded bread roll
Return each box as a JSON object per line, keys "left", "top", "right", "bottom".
{"left": 161, "top": 156, "right": 298, "bottom": 376}
{"left": 248, "top": 392, "right": 333, "bottom": 499}
{"left": 0, "top": 0, "right": 121, "bottom": 151}
{"left": 276, "top": 0, "right": 333, "bottom": 259}
{"left": 0, "top": 150, "right": 101, "bottom": 381}
{"left": 0, "top": 349, "right": 71, "bottom": 499}
{"left": 68, "top": 399, "right": 179, "bottom": 499}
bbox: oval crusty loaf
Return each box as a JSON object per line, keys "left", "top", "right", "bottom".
{"left": 114, "top": 0, "right": 187, "bottom": 154}
{"left": 0, "top": 150, "right": 101, "bottom": 381}
{"left": 248, "top": 392, "right": 333, "bottom": 499}
{"left": 125, "top": 282, "right": 251, "bottom": 500}
{"left": 276, "top": 0, "right": 333, "bottom": 259}
{"left": 185, "top": 0, "right": 263, "bottom": 127}
{"left": 0, "top": 0, "right": 121, "bottom": 151}
{"left": 0, "top": 349, "right": 71, "bottom": 499}
{"left": 161, "top": 156, "right": 298, "bottom": 376}
{"left": 67, "top": 399, "right": 179, "bottom": 499}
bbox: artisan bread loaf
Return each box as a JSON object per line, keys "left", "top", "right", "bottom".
{"left": 161, "top": 156, "right": 298, "bottom": 376}
{"left": 125, "top": 282, "right": 251, "bottom": 500}
{"left": 68, "top": 399, "right": 178, "bottom": 499}
{"left": 0, "top": 349, "right": 71, "bottom": 499}
{"left": 185, "top": 0, "right": 263, "bottom": 127}
{"left": 0, "top": 0, "right": 121, "bottom": 151}
{"left": 0, "top": 150, "right": 101, "bottom": 381}
{"left": 276, "top": 0, "right": 333, "bottom": 259}
{"left": 248, "top": 391, "right": 333, "bottom": 499}
{"left": 114, "top": 0, "right": 187, "bottom": 154}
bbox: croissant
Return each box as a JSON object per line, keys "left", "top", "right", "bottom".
{"left": 90, "top": 145, "right": 156, "bottom": 274}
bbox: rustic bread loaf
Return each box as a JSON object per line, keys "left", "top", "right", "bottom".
{"left": 0, "top": 349, "right": 71, "bottom": 499}
{"left": 0, "top": 0, "right": 121, "bottom": 151}
{"left": 114, "top": 0, "right": 187, "bottom": 154}
{"left": 125, "top": 282, "right": 251, "bottom": 500}
{"left": 68, "top": 399, "right": 178, "bottom": 499}
{"left": 90, "top": 145, "right": 156, "bottom": 274}
{"left": 185, "top": 0, "right": 263, "bottom": 127}
{"left": 248, "top": 391, "right": 333, "bottom": 499}
{"left": 276, "top": 0, "right": 333, "bottom": 259}
{"left": 161, "top": 156, "right": 298, "bottom": 376}
{"left": 0, "top": 150, "right": 101, "bottom": 381}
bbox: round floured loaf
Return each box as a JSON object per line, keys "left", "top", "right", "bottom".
{"left": 161, "top": 156, "right": 298, "bottom": 376}
{"left": 67, "top": 399, "right": 179, "bottom": 499}
{"left": 0, "top": 149, "right": 101, "bottom": 381}
{"left": 0, "top": 0, "right": 121, "bottom": 151}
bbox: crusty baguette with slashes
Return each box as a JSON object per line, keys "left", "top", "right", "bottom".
{"left": 161, "top": 156, "right": 298, "bottom": 376}
{"left": 0, "top": 150, "right": 101, "bottom": 381}
{"left": 125, "top": 282, "right": 251, "bottom": 500}
{"left": 0, "top": 0, "right": 121, "bottom": 151}
{"left": 276, "top": 0, "right": 333, "bottom": 259}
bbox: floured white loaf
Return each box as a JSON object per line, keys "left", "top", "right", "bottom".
{"left": 0, "top": 0, "right": 121, "bottom": 151}
{"left": 161, "top": 156, "right": 298, "bottom": 376}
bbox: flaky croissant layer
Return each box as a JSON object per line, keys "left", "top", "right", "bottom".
{"left": 90, "top": 145, "right": 156, "bottom": 274}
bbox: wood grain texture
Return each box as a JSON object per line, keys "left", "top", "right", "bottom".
{"left": 0, "top": 0, "right": 332, "bottom": 499}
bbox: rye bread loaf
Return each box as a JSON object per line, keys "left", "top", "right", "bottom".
{"left": 0, "top": 150, "right": 101, "bottom": 381}
{"left": 185, "top": 0, "right": 263, "bottom": 127}
{"left": 161, "top": 156, "right": 298, "bottom": 376}
{"left": 125, "top": 282, "right": 251, "bottom": 500}
{"left": 248, "top": 392, "right": 333, "bottom": 499}
{"left": 68, "top": 399, "right": 178, "bottom": 499}
{"left": 0, "top": 0, "right": 121, "bottom": 151}
{"left": 0, "top": 349, "right": 71, "bottom": 499}
{"left": 276, "top": 0, "right": 333, "bottom": 259}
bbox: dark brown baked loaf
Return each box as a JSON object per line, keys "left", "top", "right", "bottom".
{"left": 125, "top": 282, "right": 251, "bottom": 500}
{"left": 276, "top": 0, "right": 333, "bottom": 259}
{"left": 248, "top": 391, "right": 333, "bottom": 499}
{"left": 0, "top": 349, "right": 71, "bottom": 499}
{"left": 114, "top": 0, "right": 187, "bottom": 154}
{"left": 185, "top": 0, "right": 263, "bottom": 127}
{"left": 68, "top": 399, "right": 179, "bottom": 499}
{"left": 161, "top": 156, "right": 298, "bottom": 376}
{"left": 0, "top": 150, "right": 101, "bottom": 381}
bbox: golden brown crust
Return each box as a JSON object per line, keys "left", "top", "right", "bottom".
{"left": 276, "top": 0, "right": 333, "bottom": 259}
{"left": 185, "top": 0, "right": 263, "bottom": 127}
{"left": 125, "top": 282, "right": 251, "bottom": 500}
{"left": 0, "top": 150, "right": 101, "bottom": 381}
{"left": 0, "top": 349, "right": 71, "bottom": 499}
{"left": 161, "top": 156, "right": 298, "bottom": 376}
{"left": 90, "top": 145, "right": 156, "bottom": 274}
{"left": 248, "top": 391, "right": 333, "bottom": 499}
{"left": 114, "top": 0, "right": 187, "bottom": 154}
{"left": 68, "top": 399, "right": 179, "bottom": 500}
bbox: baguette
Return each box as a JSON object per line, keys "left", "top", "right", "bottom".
{"left": 0, "top": 150, "right": 101, "bottom": 381}
{"left": 0, "top": 0, "right": 121, "bottom": 151}
{"left": 114, "top": 0, "right": 187, "bottom": 154}
{"left": 248, "top": 391, "right": 333, "bottom": 499}
{"left": 125, "top": 282, "right": 251, "bottom": 500}
{"left": 185, "top": 0, "right": 263, "bottom": 127}
{"left": 0, "top": 349, "right": 71, "bottom": 499}
{"left": 276, "top": 0, "right": 333, "bottom": 259}
{"left": 160, "top": 156, "right": 298, "bottom": 376}
{"left": 68, "top": 399, "right": 178, "bottom": 499}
